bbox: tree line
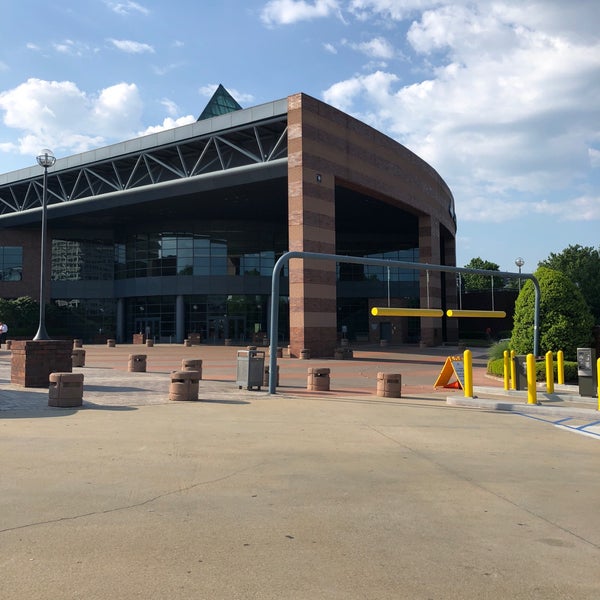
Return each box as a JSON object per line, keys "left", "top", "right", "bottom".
{"left": 463, "top": 245, "right": 599, "bottom": 358}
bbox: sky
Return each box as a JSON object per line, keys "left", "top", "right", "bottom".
{"left": 0, "top": 0, "right": 598, "bottom": 273}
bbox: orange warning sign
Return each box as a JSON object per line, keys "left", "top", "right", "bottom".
{"left": 433, "top": 356, "right": 465, "bottom": 390}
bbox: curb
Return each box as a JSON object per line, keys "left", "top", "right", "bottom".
{"left": 447, "top": 395, "right": 599, "bottom": 418}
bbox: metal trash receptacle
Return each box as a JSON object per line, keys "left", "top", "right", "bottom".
{"left": 236, "top": 349, "right": 265, "bottom": 390}
{"left": 577, "top": 347, "right": 597, "bottom": 397}
{"left": 513, "top": 355, "right": 528, "bottom": 390}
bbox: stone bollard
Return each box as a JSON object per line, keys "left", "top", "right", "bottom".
{"left": 128, "top": 354, "right": 147, "bottom": 373}
{"left": 307, "top": 367, "right": 330, "bottom": 391}
{"left": 71, "top": 348, "right": 86, "bottom": 368}
{"left": 299, "top": 348, "right": 311, "bottom": 360}
{"left": 169, "top": 370, "right": 200, "bottom": 401}
{"left": 183, "top": 339, "right": 191, "bottom": 347}
{"left": 146, "top": 339, "right": 154, "bottom": 347}
{"left": 181, "top": 358, "right": 202, "bottom": 379}
{"left": 376, "top": 372, "right": 402, "bottom": 398}
{"left": 5, "top": 340, "right": 12, "bottom": 350}
{"left": 48, "top": 372, "right": 84, "bottom": 408}
{"left": 107, "top": 339, "right": 116, "bottom": 347}
{"left": 334, "top": 348, "right": 353, "bottom": 360}
{"left": 73, "top": 338, "right": 83, "bottom": 348}
{"left": 263, "top": 364, "right": 279, "bottom": 387}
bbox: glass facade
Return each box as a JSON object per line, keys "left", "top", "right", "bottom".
{"left": 52, "top": 240, "right": 114, "bottom": 281}
{"left": 114, "top": 232, "right": 279, "bottom": 280}
{"left": 0, "top": 246, "right": 23, "bottom": 281}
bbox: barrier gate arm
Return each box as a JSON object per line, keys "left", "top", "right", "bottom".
{"left": 268, "top": 251, "right": 540, "bottom": 394}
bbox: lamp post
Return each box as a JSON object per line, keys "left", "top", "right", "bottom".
{"left": 515, "top": 257, "right": 525, "bottom": 291}
{"left": 33, "top": 149, "right": 56, "bottom": 341}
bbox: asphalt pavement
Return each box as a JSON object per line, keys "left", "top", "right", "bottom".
{"left": 1, "top": 342, "right": 599, "bottom": 599}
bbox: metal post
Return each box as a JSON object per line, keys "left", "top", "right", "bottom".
{"left": 33, "top": 149, "right": 56, "bottom": 341}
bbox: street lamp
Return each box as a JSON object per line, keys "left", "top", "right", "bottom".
{"left": 33, "top": 149, "right": 56, "bottom": 340}
{"left": 515, "top": 257, "right": 525, "bottom": 291}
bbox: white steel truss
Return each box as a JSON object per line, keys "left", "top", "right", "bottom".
{"left": 0, "top": 116, "right": 288, "bottom": 216}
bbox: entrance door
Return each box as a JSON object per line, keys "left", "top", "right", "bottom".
{"left": 135, "top": 317, "right": 160, "bottom": 341}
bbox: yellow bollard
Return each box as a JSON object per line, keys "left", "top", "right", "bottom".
{"left": 526, "top": 353, "right": 537, "bottom": 405}
{"left": 557, "top": 350, "right": 564, "bottom": 385}
{"left": 545, "top": 351, "right": 554, "bottom": 394}
{"left": 463, "top": 349, "right": 473, "bottom": 398}
{"left": 510, "top": 349, "right": 516, "bottom": 390}
{"left": 503, "top": 350, "right": 510, "bottom": 391}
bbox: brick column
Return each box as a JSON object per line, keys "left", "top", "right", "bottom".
{"left": 419, "top": 215, "right": 442, "bottom": 346}
{"left": 11, "top": 340, "right": 73, "bottom": 388}
{"left": 287, "top": 94, "right": 337, "bottom": 358}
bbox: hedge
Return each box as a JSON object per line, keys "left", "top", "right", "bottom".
{"left": 487, "top": 358, "right": 578, "bottom": 383}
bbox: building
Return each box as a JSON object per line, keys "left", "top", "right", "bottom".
{"left": 0, "top": 87, "right": 457, "bottom": 356}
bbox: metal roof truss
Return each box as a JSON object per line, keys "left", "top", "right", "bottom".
{"left": 0, "top": 116, "right": 288, "bottom": 216}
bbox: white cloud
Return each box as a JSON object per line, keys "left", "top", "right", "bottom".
{"left": 261, "top": 0, "right": 340, "bottom": 26}
{"left": 52, "top": 39, "right": 95, "bottom": 56}
{"left": 323, "top": 42, "right": 338, "bottom": 54}
{"left": 0, "top": 79, "right": 144, "bottom": 157}
{"left": 138, "top": 116, "right": 196, "bottom": 137}
{"left": 104, "top": 1, "right": 149, "bottom": 16}
{"left": 322, "top": 1, "right": 600, "bottom": 212}
{"left": 108, "top": 39, "right": 154, "bottom": 54}
{"left": 351, "top": 36, "right": 395, "bottom": 59}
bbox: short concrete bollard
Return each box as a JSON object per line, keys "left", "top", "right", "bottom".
{"left": 146, "top": 339, "right": 154, "bottom": 347}
{"left": 128, "top": 354, "right": 147, "bottom": 372}
{"left": 71, "top": 348, "right": 86, "bottom": 367}
{"left": 300, "top": 348, "right": 311, "bottom": 360}
{"left": 48, "top": 372, "right": 84, "bottom": 408}
{"left": 263, "top": 365, "right": 279, "bottom": 387}
{"left": 183, "top": 339, "right": 191, "bottom": 347}
{"left": 181, "top": 359, "right": 202, "bottom": 379}
{"left": 107, "top": 339, "right": 116, "bottom": 347}
{"left": 307, "top": 367, "right": 330, "bottom": 391}
{"left": 376, "top": 372, "right": 402, "bottom": 398}
{"left": 169, "top": 370, "right": 200, "bottom": 401}
{"left": 334, "top": 347, "right": 353, "bottom": 360}
{"left": 73, "top": 338, "right": 83, "bottom": 348}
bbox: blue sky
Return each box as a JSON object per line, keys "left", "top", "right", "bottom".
{"left": 1, "top": 0, "right": 598, "bottom": 273}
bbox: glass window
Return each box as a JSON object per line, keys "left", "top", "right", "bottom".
{"left": 0, "top": 246, "right": 23, "bottom": 281}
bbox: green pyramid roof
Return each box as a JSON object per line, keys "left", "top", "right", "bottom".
{"left": 197, "top": 84, "right": 243, "bottom": 121}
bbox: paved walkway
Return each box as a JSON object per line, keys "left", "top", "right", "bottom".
{"left": 2, "top": 343, "right": 599, "bottom": 599}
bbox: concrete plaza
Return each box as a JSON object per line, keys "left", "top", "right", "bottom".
{"left": 1, "top": 343, "right": 599, "bottom": 599}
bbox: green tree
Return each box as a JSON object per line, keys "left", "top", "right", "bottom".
{"left": 462, "top": 257, "right": 505, "bottom": 292}
{"left": 539, "top": 244, "right": 600, "bottom": 323}
{"left": 511, "top": 266, "right": 593, "bottom": 359}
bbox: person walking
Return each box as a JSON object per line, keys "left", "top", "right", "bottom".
{"left": 0, "top": 322, "right": 7, "bottom": 347}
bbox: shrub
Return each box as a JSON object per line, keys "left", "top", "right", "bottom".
{"left": 487, "top": 357, "right": 578, "bottom": 383}
{"left": 511, "top": 267, "right": 593, "bottom": 360}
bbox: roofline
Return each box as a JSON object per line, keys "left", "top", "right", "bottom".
{"left": 0, "top": 98, "right": 288, "bottom": 185}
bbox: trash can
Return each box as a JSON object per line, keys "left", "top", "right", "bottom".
{"left": 169, "top": 370, "right": 200, "bottom": 401}
{"left": 513, "top": 355, "right": 528, "bottom": 390}
{"left": 181, "top": 359, "right": 202, "bottom": 379}
{"left": 236, "top": 349, "right": 265, "bottom": 390}
{"left": 376, "top": 372, "right": 402, "bottom": 398}
{"left": 128, "top": 354, "right": 147, "bottom": 373}
{"left": 48, "top": 372, "right": 84, "bottom": 408}
{"left": 577, "top": 347, "right": 597, "bottom": 397}
{"left": 307, "top": 367, "right": 330, "bottom": 391}
{"left": 71, "top": 348, "right": 86, "bottom": 367}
